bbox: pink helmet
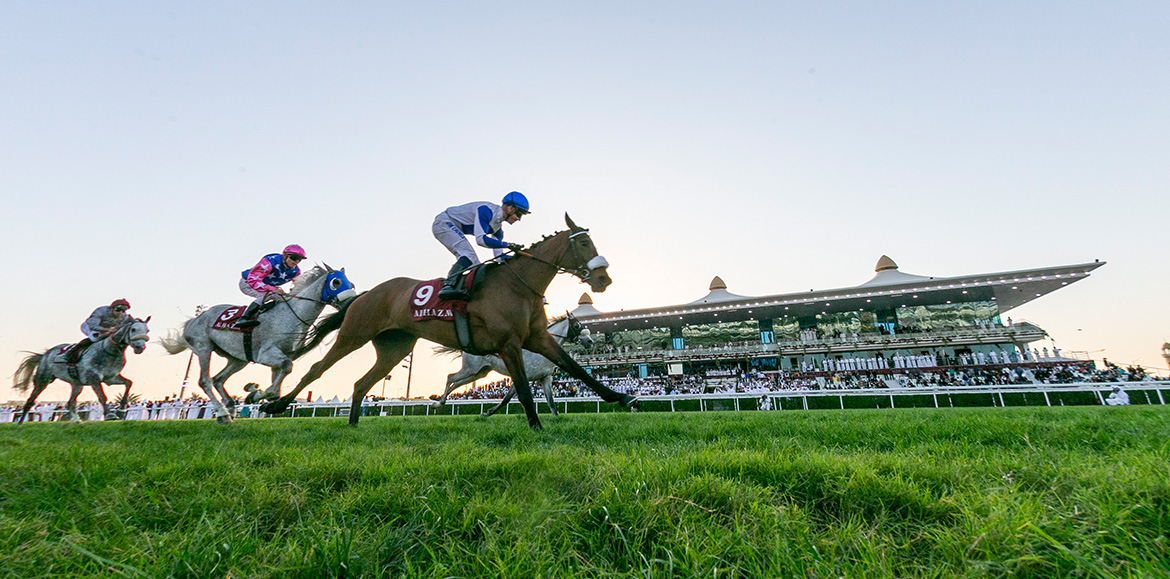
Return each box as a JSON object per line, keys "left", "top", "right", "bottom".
{"left": 282, "top": 244, "right": 307, "bottom": 259}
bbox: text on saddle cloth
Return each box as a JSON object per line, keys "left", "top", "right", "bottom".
{"left": 211, "top": 306, "right": 249, "bottom": 332}
{"left": 410, "top": 279, "right": 470, "bottom": 321}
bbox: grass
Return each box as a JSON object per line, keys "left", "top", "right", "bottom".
{"left": 0, "top": 407, "right": 1167, "bottom": 578}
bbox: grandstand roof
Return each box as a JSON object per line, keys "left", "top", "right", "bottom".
{"left": 572, "top": 257, "right": 1106, "bottom": 332}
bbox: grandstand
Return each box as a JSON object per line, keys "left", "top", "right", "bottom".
{"left": 566, "top": 256, "right": 1106, "bottom": 390}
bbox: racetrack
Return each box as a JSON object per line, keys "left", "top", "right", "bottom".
{"left": 1, "top": 407, "right": 1167, "bottom": 578}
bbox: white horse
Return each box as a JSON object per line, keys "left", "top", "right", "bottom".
{"left": 159, "top": 265, "right": 355, "bottom": 422}
{"left": 13, "top": 317, "right": 151, "bottom": 423}
{"left": 432, "top": 314, "right": 592, "bottom": 416}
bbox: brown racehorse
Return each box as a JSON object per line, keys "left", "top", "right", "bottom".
{"left": 260, "top": 214, "right": 638, "bottom": 430}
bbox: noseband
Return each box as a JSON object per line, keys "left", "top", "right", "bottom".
{"left": 565, "top": 230, "right": 609, "bottom": 283}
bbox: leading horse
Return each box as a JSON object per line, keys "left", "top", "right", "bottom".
{"left": 158, "top": 265, "right": 356, "bottom": 423}
{"left": 261, "top": 214, "right": 637, "bottom": 430}
{"left": 13, "top": 316, "right": 151, "bottom": 423}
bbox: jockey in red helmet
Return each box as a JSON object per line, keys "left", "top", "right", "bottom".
{"left": 432, "top": 192, "right": 529, "bottom": 300}
{"left": 66, "top": 299, "right": 132, "bottom": 364}
{"left": 235, "top": 244, "right": 306, "bottom": 329}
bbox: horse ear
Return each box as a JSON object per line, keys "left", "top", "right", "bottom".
{"left": 323, "top": 262, "right": 334, "bottom": 272}
{"left": 143, "top": 316, "right": 151, "bottom": 323}
{"left": 565, "top": 213, "right": 579, "bottom": 231}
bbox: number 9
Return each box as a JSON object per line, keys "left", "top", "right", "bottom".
{"left": 413, "top": 285, "right": 434, "bottom": 306}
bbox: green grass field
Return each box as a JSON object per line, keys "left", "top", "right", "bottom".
{"left": 1, "top": 407, "right": 1167, "bottom": 578}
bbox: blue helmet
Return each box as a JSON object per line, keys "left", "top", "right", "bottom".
{"left": 502, "top": 191, "right": 530, "bottom": 214}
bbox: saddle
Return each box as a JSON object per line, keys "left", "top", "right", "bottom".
{"left": 211, "top": 302, "right": 278, "bottom": 333}
{"left": 211, "top": 302, "right": 279, "bottom": 363}
{"left": 411, "top": 264, "right": 493, "bottom": 355}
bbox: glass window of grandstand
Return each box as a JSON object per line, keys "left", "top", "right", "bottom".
{"left": 815, "top": 311, "right": 876, "bottom": 339}
{"left": 895, "top": 301, "right": 999, "bottom": 332}
{"left": 609, "top": 327, "right": 671, "bottom": 350}
{"left": 681, "top": 320, "right": 758, "bottom": 347}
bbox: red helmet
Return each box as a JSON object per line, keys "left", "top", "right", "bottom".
{"left": 110, "top": 299, "right": 130, "bottom": 310}
{"left": 282, "top": 244, "right": 307, "bottom": 258}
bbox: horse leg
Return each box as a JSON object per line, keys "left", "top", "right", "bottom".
{"left": 263, "top": 360, "right": 293, "bottom": 402}
{"left": 435, "top": 366, "right": 491, "bottom": 407}
{"left": 66, "top": 383, "right": 83, "bottom": 423}
{"left": 541, "top": 376, "right": 558, "bottom": 416}
{"left": 498, "top": 343, "right": 541, "bottom": 430}
{"left": 106, "top": 375, "right": 133, "bottom": 420}
{"left": 90, "top": 382, "right": 116, "bottom": 421}
{"left": 526, "top": 332, "right": 639, "bottom": 410}
{"left": 262, "top": 331, "right": 373, "bottom": 415}
{"left": 207, "top": 358, "right": 248, "bottom": 423}
{"left": 482, "top": 386, "right": 514, "bottom": 417}
{"left": 347, "top": 332, "right": 417, "bottom": 426}
{"left": 18, "top": 379, "right": 51, "bottom": 424}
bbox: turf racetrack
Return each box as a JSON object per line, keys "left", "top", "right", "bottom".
{"left": 1, "top": 407, "right": 1167, "bottom": 578}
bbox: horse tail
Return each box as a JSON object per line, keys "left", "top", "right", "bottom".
{"left": 290, "top": 293, "right": 361, "bottom": 359}
{"left": 158, "top": 328, "right": 191, "bottom": 355}
{"left": 12, "top": 352, "right": 44, "bottom": 393}
{"left": 432, "top": 344, "right": 462, "bottom": 358}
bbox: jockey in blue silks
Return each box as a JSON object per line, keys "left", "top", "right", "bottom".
{"left": 235, "top": 244, "right": 306, "bottom": 329}
{"left": 432, "top": 191, "right": 529, "bottom": 300}
{"left": 67, "top": 298, "right": 132, "bottom": 364}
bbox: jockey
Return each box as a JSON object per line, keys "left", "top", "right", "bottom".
{"left": 432, "top": 191, "right": 529, "bottom": 300}
{"left": 67, "top": 299, "right": 131, "bottom": 364}
{"left": 235, "top": 244, "right": 306, "bottom": 329}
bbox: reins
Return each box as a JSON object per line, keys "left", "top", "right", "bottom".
{"left": 493, "top": 229, "right": 606, "bottom": 297}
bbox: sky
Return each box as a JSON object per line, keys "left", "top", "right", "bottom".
{"left": 3, "top": 1, "right": 1169, "bottom": 404}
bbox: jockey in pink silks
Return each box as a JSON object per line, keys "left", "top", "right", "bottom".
{"left": 235, "top": 244, "right": 306, "bottom": 329}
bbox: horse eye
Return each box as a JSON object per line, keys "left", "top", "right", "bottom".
{"left": 330, "top": 279, "right": 341, "bottom": 290}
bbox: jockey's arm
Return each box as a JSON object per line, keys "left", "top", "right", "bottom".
{"left": 244, "top": 257, "right": 280, "bottom": 294}
{"left": 473, "top": 205, "right": 510, "bottom": 255}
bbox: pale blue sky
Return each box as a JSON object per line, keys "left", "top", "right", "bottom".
{"left": 3, "top": 2, "right": 1168, "bottom": 402}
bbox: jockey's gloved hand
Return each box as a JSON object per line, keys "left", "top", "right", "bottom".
{"left": 507, "top": 243, "right": 524, "bottom": 253}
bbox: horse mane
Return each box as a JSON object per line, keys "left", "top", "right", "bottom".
{"left": 289, "top": 266, "right": 328, "bottom": 294}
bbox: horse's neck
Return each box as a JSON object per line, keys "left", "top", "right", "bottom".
{"left": 288, "top": 278, "right": 328, "bottom": 317}
{"left": 504, "top": 234, "right": 568, "bottom": 295}
{"left": 547, "top": 319, "right": 570, "bottom": 344}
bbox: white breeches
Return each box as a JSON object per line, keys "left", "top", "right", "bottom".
{"left": 239, "top": 279, "right": 268, "bottom": 305}
{"left": 432, "top": 214, "right": 480, "bottom": 264}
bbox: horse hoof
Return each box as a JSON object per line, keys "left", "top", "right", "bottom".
{"left": 216, "top": 414, "right": 233, "bottom": 424}
{"left": 529, "top": 421, "right": 543, "bottom": 431}
{"left": 621, "top": 395, "right": 641, "bottom": 411}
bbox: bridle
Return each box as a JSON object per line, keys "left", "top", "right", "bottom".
{"left": 501, "top": 229, "right": 609, "bottom": 296}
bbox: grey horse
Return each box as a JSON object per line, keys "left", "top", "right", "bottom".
{"left": 13, "top": 316, "right": 151, "bottom": 423}
{"left": 159, "top": 265, "right": 356, "bottom": 423}
{"left": 432, "top": 314, "right": 592, "bottom": 416}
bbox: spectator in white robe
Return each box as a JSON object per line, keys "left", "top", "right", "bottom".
{"left": 1105, "top": 385, "right": 1130, "bottom": 406}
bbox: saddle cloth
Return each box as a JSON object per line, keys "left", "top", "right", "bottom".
{"left": 410, "top": 279, "right": 468, "bottom": 321}
{"left": 211, "top": 305, "right": 249, "bottom": 332}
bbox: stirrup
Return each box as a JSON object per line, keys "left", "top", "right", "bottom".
{"left": 438, "top": 285, "right": 470, "bottom": 301}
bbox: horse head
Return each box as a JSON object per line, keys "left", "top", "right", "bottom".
{"left": 562, "top": 213, "right": 612, "bottom": 293}
{"left": 321, "top": 268, "right": 356, "bottom": 305}
{"left": 292, "top": 265, "right": 357, "bottom": 307}
{"left": 117, "top": 316, "right": 151, "bottom": 354}
{"left": 565, "top": 312, "right": 593, "bottom": 347}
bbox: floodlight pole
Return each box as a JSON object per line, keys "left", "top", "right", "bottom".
{"left": 178, "top": 304, "right": 207, "bottom": 401}
{"left": 404, "top": 349, "right": 414, "bottom": 399}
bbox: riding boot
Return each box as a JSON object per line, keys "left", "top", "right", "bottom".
{"left": 235, "top": 303, "right": 262, "bottom": 329}
{"left": 65, "top": 338, "right": 92, "bottom": 364}
{"left": 438, "top": 256, "right": 473, "bottom": 301}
